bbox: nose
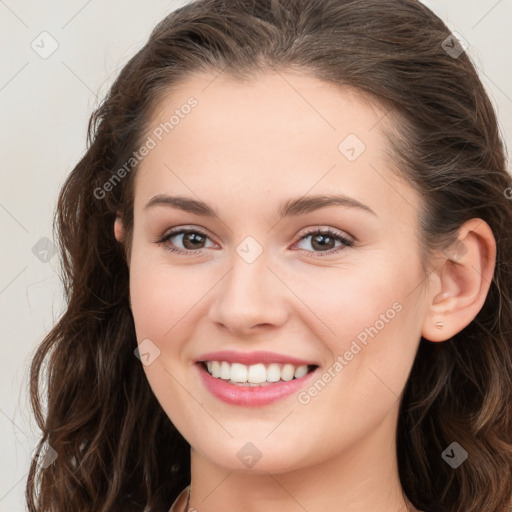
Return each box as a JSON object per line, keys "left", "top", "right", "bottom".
{"left": 207, "top": 251, "right": 289, "bottom": 335}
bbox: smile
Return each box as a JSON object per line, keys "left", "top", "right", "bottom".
{"left": 202, "top": 361, "right": 317, "bottom": 385}
{"left": 195, "top": 361, "right": 319, "bottom": 407}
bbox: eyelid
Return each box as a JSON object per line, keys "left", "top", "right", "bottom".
{"left": 155, "top": 225, "right": 355, "bottom": 256}
{"left": 296, "top": 225, "right": 355, "bottom": 242}
{"left": 157, "top": 225, "right": 212, "bottom": 240}
{"left": 291, "top": 227, "right": 355, "bottom": 257}
{"left": 155, "top": 226, "right": 215, "bottom": 249}
{"left": 157, "top": 224, "right": 355, "bottom": 242}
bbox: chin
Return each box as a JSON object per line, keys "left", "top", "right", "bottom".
{"left": 192, "top": 436, "right": 316, "bottom": 475}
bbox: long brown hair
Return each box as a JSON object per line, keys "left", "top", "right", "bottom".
{"left": 26, "top": 1, "right": 512, "bottom": 511}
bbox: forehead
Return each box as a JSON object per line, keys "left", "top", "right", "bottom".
{"left": 144, "top": 69, "right": 384, "bottom": 154}
{"left": 133, "top": 70, "right": 419, "bottom": 226}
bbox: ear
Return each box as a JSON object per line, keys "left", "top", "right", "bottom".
{"left": 114, "top": 213, "right": 131, "bottom": 268}
{"left": 114, "top": 213, "right": 124, "bottom": 243}
{"left": 421, "top": 218, "right": 496, "bottom": 342}
{"left": 114, "top": 214, "right": 131, "bottom": 309}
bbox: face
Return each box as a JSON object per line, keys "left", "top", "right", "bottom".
{"left": 118, "top": 70, "right": 430, "bottom": 474}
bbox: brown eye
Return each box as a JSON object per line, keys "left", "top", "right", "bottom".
{"left": 155, "top": 228, "right": 214, "bottom": 255}
{"left": 294, "top": 228, "right": 354, "bottom": 257}
{"left": 179, "top": 231, "right": 207, "bottom": 250}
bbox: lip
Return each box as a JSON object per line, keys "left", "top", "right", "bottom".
{"left": 195, "top": 362, "right": 319, "bottom": 407}
{"left": 195, "top": 350, "right": 317, "bottom": 366}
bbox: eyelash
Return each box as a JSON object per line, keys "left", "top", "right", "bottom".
{"left": 154, "top": 226, "right": 355, "bottom": 258}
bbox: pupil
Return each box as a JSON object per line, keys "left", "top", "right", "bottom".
{"left": 313, "top": 234, "right": 334, "bottom": 250}
{"left": 184, "top": 232, "right": 204, "bottom": 249}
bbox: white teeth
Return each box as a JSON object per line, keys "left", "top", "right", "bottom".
{"left": 203, "top": 360, "right": 313, "bottom": 384}
{"left": 266, "top": 363, "right": 281, "bottom": 382}
{"left": 247, "top": 363, "right": 267, "bottom": 383}
{"left": 294, "top": 365, "right": 308, "bottom": 379}
{"left": 281, "top": 364, "right": 295, "bottom": 381}
{"left": 210, "top": 361, "right": 221, "bottom": 378}
{"left": 220, "top": 361, "right": 231, "bottom": 380}
{"left": 230, "top": 363, "right": 248, "bottom": 383}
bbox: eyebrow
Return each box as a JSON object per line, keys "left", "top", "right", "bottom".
{"left": 144, "top": 193, "right": 377, "bottom": 218}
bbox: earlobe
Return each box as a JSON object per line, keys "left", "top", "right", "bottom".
{"left": 421, "top": 218, "right": 496, "bottom": 343}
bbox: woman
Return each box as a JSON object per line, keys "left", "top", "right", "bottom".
{"left": 26, "top": 0, "right": 512, "bottom": 511}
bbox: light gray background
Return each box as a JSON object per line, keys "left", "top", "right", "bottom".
{"left": 1, "top": 1, "right": 511, "bottom": 510}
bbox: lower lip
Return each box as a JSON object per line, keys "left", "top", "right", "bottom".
{"left": 195, "top": 363, "right": 318, "bottom": 407}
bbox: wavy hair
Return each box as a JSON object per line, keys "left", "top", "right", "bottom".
{"left": 26, "top": 0, "right": 512, "bottom": 511}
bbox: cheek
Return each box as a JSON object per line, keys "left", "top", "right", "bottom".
{"left": 128, "top": 249, "right": 201, "bottom": 428}
{"left": 130, "top": 275, "right": 171, "bottom": 340}
{"left": 298, "top": 252, "right": 423, "bottom": 395}
{"left": 293, "top": 255, "right": 411, "bottom": 345}
{"left": 129, "top": 246, "right": 194, "bottom": 340}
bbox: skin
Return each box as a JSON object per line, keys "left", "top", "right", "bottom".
{"left": 114, "top": 70, "right": 496, "bottom": 512}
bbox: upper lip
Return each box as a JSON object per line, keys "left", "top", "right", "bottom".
{"left": 196, "top": 350, "right": 318, "bottom": 367}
